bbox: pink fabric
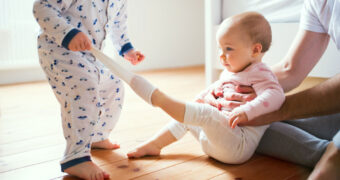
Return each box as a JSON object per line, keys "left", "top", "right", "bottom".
{"left": 196, "top": 62, "right": 285, "bottom": 121}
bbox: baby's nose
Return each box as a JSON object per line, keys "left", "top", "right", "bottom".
{"left": 220, "top": 54, "right": 226, "bottom": 62}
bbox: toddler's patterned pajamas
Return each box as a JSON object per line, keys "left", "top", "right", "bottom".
{"left": 33, "top": 0, "right": 132, "bottom": 171}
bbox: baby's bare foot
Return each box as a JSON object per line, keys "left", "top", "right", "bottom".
{"left": 64, "top": 161, "right": 109, "bottom": 180}
{"left": 127, "top": 141, "right": 161, "bottom": 158}
{"left": 92, "top": 139, "right": 120, "bottom": 150}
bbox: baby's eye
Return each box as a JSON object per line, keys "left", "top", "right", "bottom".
{"left": 226, "top": 47, "right": 233, "bottom": 51}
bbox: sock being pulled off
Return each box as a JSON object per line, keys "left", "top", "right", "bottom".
{"left": 90, "top": 48, "right": 156, "bottom": 105}
{"left": 130, "top": 75, "right": 157, "bottom": 105}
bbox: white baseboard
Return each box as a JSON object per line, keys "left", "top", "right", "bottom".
{"left": 0, "top": 61, "right": 204, "bottom": 85}
{"left": 0, "top": 64, "right": 46, "bottom": 85}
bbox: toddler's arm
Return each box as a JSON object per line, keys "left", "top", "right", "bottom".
{"left": 110, "top": 0, "right": 144, "bottom": 65}
{"left": 33, "top": 0, "right": 78, "bottom": 49}
{"left": 110, "top": 1, "right": 132, "bottom": 55}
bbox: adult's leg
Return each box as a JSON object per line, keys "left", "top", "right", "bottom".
{"left": 285, "top": 114, "right": 340, "bottom": 179}
{"left": 257, "top": 113, "right": 340, "bottom": 168}
{"left": 308, "top": 131, "right": 340, "bottom": 180}
{"left": 284, "top": 113, "right": 340, "bottom": 140}
{"left": 256, "top": 121, "right": 329, "bottom": 168}
{"left": 334, "top": 130, "right": 340, "bottom": 149}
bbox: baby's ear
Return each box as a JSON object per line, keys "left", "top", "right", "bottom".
{"left": 252, "top": 43, "right": 262, "bottom": 57}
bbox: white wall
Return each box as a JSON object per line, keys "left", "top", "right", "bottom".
{"left": 111, "top": 0, "right": 205, "bottom": 71}
{"left": 0, "top": 0, "right": 205, "bottom": 84}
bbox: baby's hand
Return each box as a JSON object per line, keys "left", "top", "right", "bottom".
{"left": 68, "top": 32, "right": 92, "bottom": 51}
{"left": 228, "top": 110, "right": 248, "bottom": 129}
{"left": 194, "top": 98, "right": 205, "bottom": 104}
{"left": 213, "top": 86, "right": 224, "bottom": 97}
{"left": 124, "top": 50, "right": 145, "bottom": 65}
{"left": 217, "top": 98, "right": 242, "bottom": 109}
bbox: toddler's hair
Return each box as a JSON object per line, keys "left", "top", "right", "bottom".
{"left": 238, "top": 12, "right": 272, "bottom": 52}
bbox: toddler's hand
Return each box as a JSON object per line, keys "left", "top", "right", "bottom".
{"left": 228, "top": 110, "right": 248, "bottom": 129}
{"left": 68, "top": 32, "right": 92, "bottom": 51}
{"left": 124, "top": 50, "right": 145, "bottom": 65}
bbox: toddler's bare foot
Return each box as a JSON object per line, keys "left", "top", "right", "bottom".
{"left": 64, "top": 161, "right": 109, "bottom": 180}
{"left": 92, "top": 139, "right": 120, "bottom": 150}
{"left": 127, "top": 141, "right": 161, "bottom": 158}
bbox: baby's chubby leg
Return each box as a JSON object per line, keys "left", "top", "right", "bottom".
{"left": 127, "top": 125, "right": 178, "bottom": 158}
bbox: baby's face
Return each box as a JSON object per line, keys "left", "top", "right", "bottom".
{"left": 216, "top": 22, "right": 254, "bottom": 73}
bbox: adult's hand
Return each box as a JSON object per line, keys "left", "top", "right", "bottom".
{"left": 233, "top": 85, "right": 257, "bottom": 101}
{"left": 227, "top": 84, "right": 285, "bottom": 126}
{"left": 219, "top": 85, "right": 256, "bottom": 109}
{"left": 238, "top": 109, "right": 284, "bottom": 126}
{"left": 236, "top": 85, "right": 287, "bottom": 126}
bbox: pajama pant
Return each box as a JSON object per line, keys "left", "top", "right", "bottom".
{"left": 167, "top": 102, "right": 269, "bottom": 164}
{"left": 257, "top": 113, "right": 340, "bottom": 168}
{"left": 38, "top": 41, "right": 124, "bottom": 171}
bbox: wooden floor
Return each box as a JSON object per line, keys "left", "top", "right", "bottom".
{"left": 0, "top": 66, "right": 324, "bottom": 180}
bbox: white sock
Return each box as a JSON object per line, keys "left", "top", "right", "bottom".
{"left": 130, "top": 75, "right": 157, "bottom": 105}
{"left": 90, "top": 48, "right": 134, "bottom": 83}
{"left": 90, "top": 48, "right": 156, "bottom": 105}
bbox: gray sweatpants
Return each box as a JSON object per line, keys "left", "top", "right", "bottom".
{"left": 256, "top": 113, "right": 340, "bottom": 168}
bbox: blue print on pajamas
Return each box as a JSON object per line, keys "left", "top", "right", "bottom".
{"left": 33, "top": 0, "right": 131, "bottom": 168}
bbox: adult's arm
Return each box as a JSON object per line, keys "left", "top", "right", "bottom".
{"left": 239, "top": 30, "right": 340, "bottom": 126}
{"left": 272, "top": 30, "right": 330, "bottom": 92}
{"left": 240, "top": 73, "right": 340, "bottom": 126}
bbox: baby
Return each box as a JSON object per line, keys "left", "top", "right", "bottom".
{"left": 33, "top": 0, "right": 144, "bottom": 179}
{"left": 195, "top": 11, "right": 281, "bottom": 128}
{"left": 92, "top": 12, "right": 285, "bottom": 165}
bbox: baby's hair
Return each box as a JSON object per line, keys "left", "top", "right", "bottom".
{"left": 237, "top": 12, "right": 272, "bottom": 52}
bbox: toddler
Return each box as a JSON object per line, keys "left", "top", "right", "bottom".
{"left": 33, "top": 0, "right": 144, "bottom": 179}
{"left": 92, "top": 12, "right": 285, "bottom": 165}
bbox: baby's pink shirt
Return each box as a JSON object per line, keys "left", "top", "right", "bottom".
{"left": 197, "top": 62, "right": 285, "bottom": 121}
